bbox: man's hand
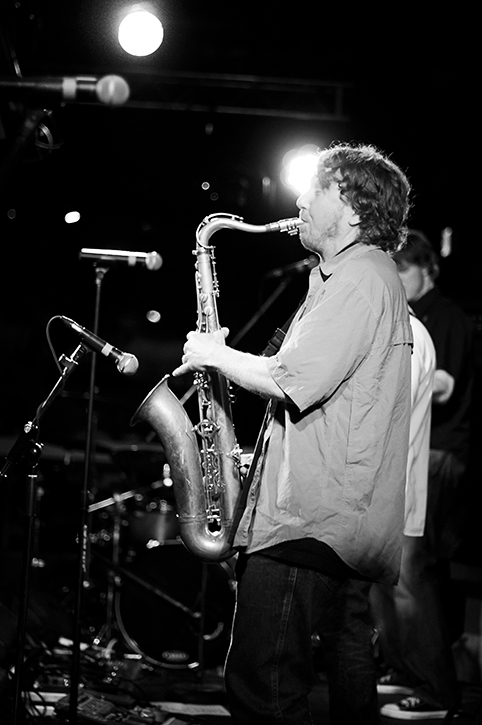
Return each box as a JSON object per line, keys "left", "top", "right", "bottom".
{"left": 433, "top": 368, "right": 455, "bottom": 404}
{"left": 172, "top": 327, "right": 286, "bottom": 401}
{"left": 172, "top": 327, "right": 229, "bottom": 377}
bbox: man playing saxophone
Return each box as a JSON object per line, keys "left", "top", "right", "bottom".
{"left": 172, "top": 142, "right": 413, "bottom": 724}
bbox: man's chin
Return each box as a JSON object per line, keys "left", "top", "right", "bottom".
{"left": 299, "top": 234, "right": 313, "bottom": 252}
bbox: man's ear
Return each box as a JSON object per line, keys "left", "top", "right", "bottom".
{"left": 347, "top": 206, "right": 360, "bottom": 228}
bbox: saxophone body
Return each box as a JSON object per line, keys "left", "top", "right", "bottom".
{"left": 131, "top": 213, "right": 302, "bottom": 562}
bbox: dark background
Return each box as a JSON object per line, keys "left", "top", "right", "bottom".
{"left": 0, "top": 3, "right": 479, "bottom": 545}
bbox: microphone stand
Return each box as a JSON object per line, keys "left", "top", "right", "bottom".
{"left": 0, "top": 343, "right": 89, "bottom": 725}
{"left": 68, "top": 264, "right": 109, "bottom": 724}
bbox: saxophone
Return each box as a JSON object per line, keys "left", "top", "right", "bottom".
{"left": 131, "top": 213, "right": 302, "bottom": 562}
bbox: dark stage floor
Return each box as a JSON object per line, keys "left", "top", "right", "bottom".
{"left": 1, "top": 451, "right": 482, "bottom": 724}
{"left": 4, "top": 656, "right": 482, "bottom": 724}
{"left": 1, "top": 609, "right": 482, "bottom": 724}
{"left": 1, "top": 546, "right": 482, "bottom": 723}
{"left": 1, "top": 601, "right": 482, "bottom": 723}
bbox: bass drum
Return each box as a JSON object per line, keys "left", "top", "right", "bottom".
{"left": 115, "top": 543, "right": 236, "bottom": 669}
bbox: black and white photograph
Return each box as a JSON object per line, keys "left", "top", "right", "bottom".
{"left": 0, "top": 3, "right": 479, "bottom": 723}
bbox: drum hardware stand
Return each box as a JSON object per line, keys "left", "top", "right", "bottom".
{"left": 92, "top": 547, "right": 204, "bottom": 668}
{"left": 87, "top": 486, "right": 204, "bottom": 646}
{"left": 90, "top": 494, "right": 124, "bottom": 648}
{"left": 0, "top": 343, "right": 89, "bottom": 725}
{"left": 91, "top": 549, "right": 202, "bottom": 621}
{"left": 88, "top": 490, "right": 225, "bottom": 679}
{"left": 88, "top": 497, "right": 208, "bottom": 683}
{"left": 87, "top": 484, "right": 158, "bottom": 515}
{"left": 196, "top": 562, "right": 208, "bottom": 676}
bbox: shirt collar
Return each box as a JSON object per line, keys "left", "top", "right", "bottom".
{"left": 316, "top": 241, "right": 380, "bottom": 278}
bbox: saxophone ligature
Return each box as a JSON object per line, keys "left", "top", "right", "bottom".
{"left": 131, "top": 213, "right": 302, "bottom": 562}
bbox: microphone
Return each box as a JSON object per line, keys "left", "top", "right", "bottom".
{"left": 61, "top": 317, "right": 139, "bottom": 375}
{"left": 79, "top": 248, "right": 163, "bottom": 271}
{"left": 0, "top": 75, "right": 130, "bottom": 106}
{"left": 265, "top": 255, "right": 318, "bottom": 279}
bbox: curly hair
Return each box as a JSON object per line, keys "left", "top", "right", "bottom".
{"left": 316, "top": 142, "right": 412, "bottom": 254}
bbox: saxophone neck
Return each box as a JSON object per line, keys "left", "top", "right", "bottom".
{"left": 196, "top": 213, "right": 302, "bottom": 248}
{"left": 196, "top": 214, "right": 244, "bottom": 248}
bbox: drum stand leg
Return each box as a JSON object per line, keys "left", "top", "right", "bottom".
{"left": 92, "top": 498, "right": 123, "bottom": 648}
{"left": 196, "top": 562, "right": 208, "bottom": 675}
{"left": 190, "top": 561, "right": 225, "bottom": 690}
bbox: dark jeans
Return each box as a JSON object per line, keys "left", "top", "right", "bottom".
{"left": 224, "top": 553, "right": 379, "bottom": 724}
{"left": 369, "top": 449, "right": 465, "bottom": 710}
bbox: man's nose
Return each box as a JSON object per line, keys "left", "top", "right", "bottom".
{"left": 296, "top": 189, "right": 308, "bottom": 209}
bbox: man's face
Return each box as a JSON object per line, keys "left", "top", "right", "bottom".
{"left": 396, "top": 261, "right": 430, "bottom": 302}
{"left": 296, "top": 176, "right": 357, "bottom": 255}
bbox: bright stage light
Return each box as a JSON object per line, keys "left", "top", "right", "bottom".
{"left": 146, "top": 309, "right": 161, "bottom": 323}
{"left": 281, "top": 144, "right": 320, "bottom": 196}
{"left": 65, "top": 211, "right": 81, "bottom": 224}
{"left": 118, "top": 9, "right": 164, "bottom": 56}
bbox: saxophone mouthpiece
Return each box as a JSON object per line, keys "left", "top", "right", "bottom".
{"left": 266, "top": 218, "right": 303, "bottom": 235}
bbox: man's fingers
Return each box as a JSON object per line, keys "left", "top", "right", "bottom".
{"left": 172, "top": 363, "right": 190, "bottom": 377}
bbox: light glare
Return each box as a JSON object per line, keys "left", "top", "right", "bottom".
{"left": 146, "top": 309, "right": 161, "bottom": 323}
{"left": 118, "top": 10, "right": 164, "bottom": 56}
{"left": 65, "top": 211, "right": 81, "bottom": 224}
{"left": 281, "top": 145, "right": 320, "bottom": 196}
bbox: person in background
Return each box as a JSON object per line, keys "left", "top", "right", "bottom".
{"left": 370, "top": 310, "right": 439, "bottom": 717}
{"left": 376, "top": 229, "right": 474, "bottom": 720}
{"left": 173, "top": 142, "right": 413, "bottom": 724}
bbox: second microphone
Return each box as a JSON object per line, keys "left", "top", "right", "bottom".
{"left": 61, "top": 317, "right": 139, "bottom": 375}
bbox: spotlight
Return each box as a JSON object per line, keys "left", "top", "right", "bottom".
{"left": 65, "top": 211, "right": 81, "bottom": 224}
{"left": 281, "top": 144, "right": 320, "bottom": 196}
{"left": 146, "top": 309, "right": 161, "bottom": 323}
{"left": 118, "top": 7, "right": 164, "bottom": 57}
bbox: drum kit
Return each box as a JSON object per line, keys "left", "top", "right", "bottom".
{"left": 84, "top": 439, "right": 237, "bottom": 672}
{"left": 0, "top": 430, "right": 236, "bottom": 675}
